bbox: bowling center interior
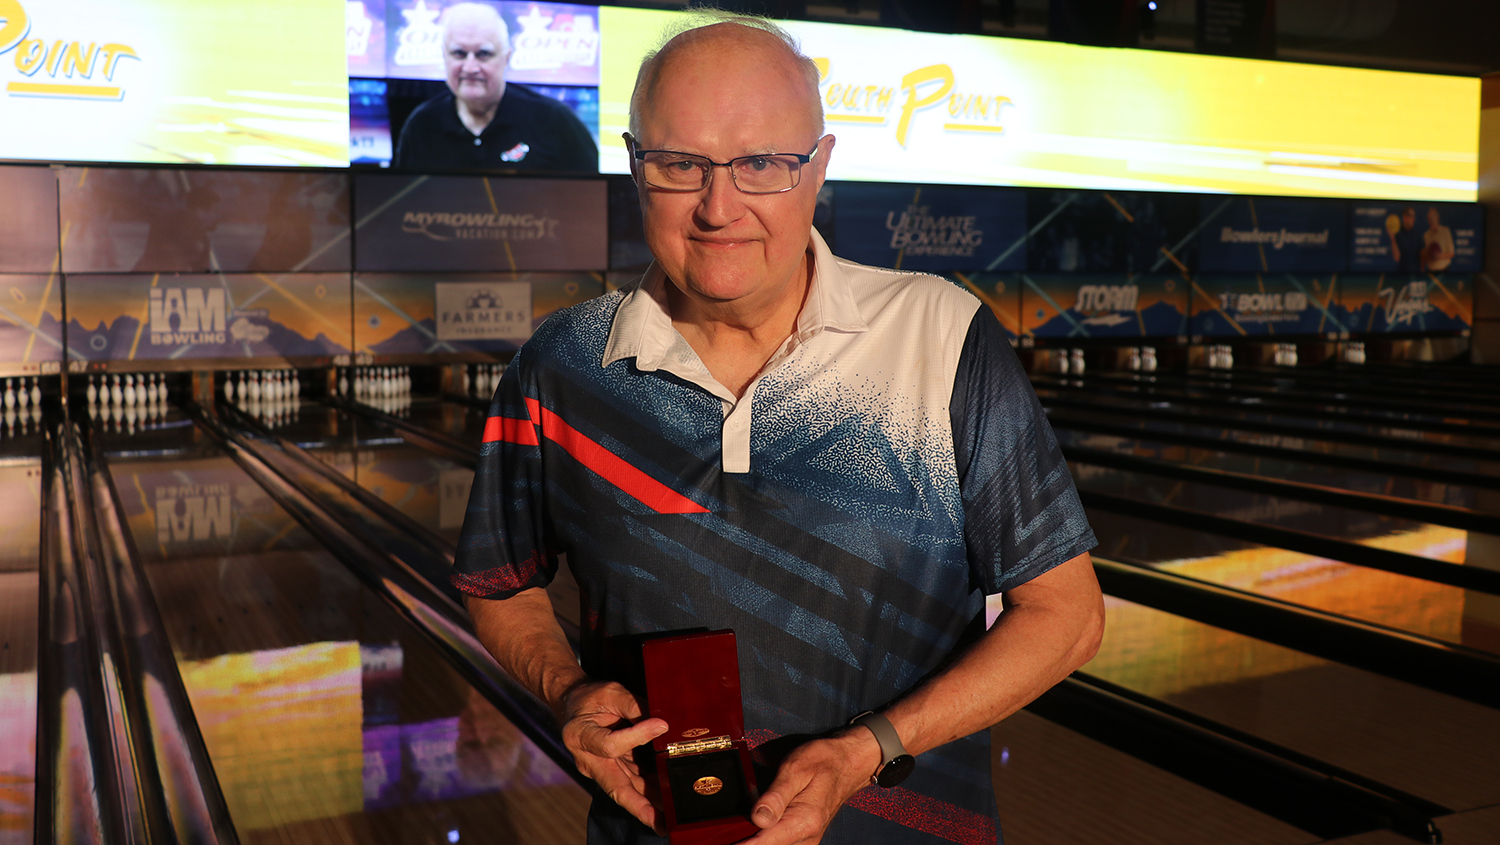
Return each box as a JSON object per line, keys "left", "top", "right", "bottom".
{"left": 3, "top": 0, "right": 1500, "bottom": 844}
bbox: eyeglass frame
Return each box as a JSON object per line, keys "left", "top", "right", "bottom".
{"left": 624, "top": 132, "right": 826, "bottom": 195}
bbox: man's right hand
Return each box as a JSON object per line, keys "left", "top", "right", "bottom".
{"left": 559, "top": 679, "right": 670, "bottom": 832}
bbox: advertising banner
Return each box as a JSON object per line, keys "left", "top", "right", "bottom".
{"left": 353, "top": 174, "right": 606, "bottom": 272}
{"left": 597, "top": 8, "right": 1477, "bottom": 201}
{"left": 1338, "top": 274, "right": 1472, "bottom": 335}
{"left": 0, "top": 274, "right": 64, "bottom": 370}
{"left": 355, "top": 270, "right": 597, "bottom": 357}
{"left": 1191, "top": 273, "right": 1346, "bottom": 338}
{"left": 65, "top": 272, "right": 352, "bottom": 365}
{"left": 381, "top": 0, "right": 599, "bottom": 86}
{"left": 830, "top": 183, "right": 1026, "bottom": 272}
{"left": 1197, "top": 196, "right": 1348, "bottom": 273}
{"left": 0, "top": 166, "right": 58, "bottom": 273}
{"left": 1027, "top": 189, "right": 1200, "bottom": 274}
{"left": 948, "top": 272, "right": 1018, "bottom": 340}
{"left": 0, "top": 0, "right": 348, "bottom": 166}
{"left": 434, "top": 280, "right": 531, "bottom": 341}
{"left": 1021, "top": 274, "right": 1188, "bottom": 340}
{"left": 60, "top": 168, "right": 351, "bottom": 274}
{"left": 1349, "top": 202, "right": 1483, "bottom": 274}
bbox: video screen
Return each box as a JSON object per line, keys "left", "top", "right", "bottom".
{"left": 596, "top": 7, "right": 1479, "bottom": 201}
{"left": 347, "top": 0, "right": 599, "bottom": 173}
{"left": 0, "top": 0, "right": 349, "bottom": 166}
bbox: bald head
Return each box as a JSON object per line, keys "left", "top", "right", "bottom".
{"left": 629, "top": 16, "right": 823, "bottom": 140}
{"left": 442, "top": 2, "right": 510, "bottom": 51}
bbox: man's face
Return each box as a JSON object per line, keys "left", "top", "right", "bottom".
{"left": 632, "top": 36, "right": 831, "bottom": 307}
{"left": 444, "top": 15, "right": 507, "bottom": 110}
{"left": 1402, "top": 208, "right": 1417, "bottom": 230}
{"left": 1427, "top": 208, "right": 1441, "bottom": 228}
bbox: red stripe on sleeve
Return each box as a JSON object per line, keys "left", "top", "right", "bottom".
{"left": 533, "top": 403, "right": 709, "bottom": 515}
{"left": 482, "top": 415, "right": 540, "bottom": 446}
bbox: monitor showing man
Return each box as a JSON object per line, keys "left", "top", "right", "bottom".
{"left": 393, "top": 2, "right": 598, "bottom": 173}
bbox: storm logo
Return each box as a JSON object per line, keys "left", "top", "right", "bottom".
{"left": 149, "top": 288, "right": 226, "bottom": 345}
{"left": 1075, "top": 284, "right": 1139, "bottom": 327}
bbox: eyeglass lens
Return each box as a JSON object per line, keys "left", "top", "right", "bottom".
{"left": 641, "top": 153, "right": 803, "bottom": 193}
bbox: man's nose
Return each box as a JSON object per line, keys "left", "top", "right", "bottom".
{"left": 695, "top": 165, "right": 746, "bottom": 228}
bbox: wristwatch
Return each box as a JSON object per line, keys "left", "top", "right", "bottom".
{"left": 849, "top": 711, "right": 915, "bottom": 788}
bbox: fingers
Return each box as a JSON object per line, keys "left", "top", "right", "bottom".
{"left": 570, "top": 716, "right": 668, "bottom": 760}
{"left": 751, "top": 763, "right": 806, "bottom": 829}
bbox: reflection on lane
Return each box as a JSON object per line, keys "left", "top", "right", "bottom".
{"left": 1089, "top": 510, "right": 1500, "bottom": 654}
{"left": 1054, "top": 427, "right": 1487, "bottom": 511}
{"left": 0, "top": 458, "right": 41, "bottom": 843}
{"left": 1069, "top": 459, "right": 1470, "bottom": 564}
{"left": 1087, "top": 598, "right": 1500, "bottom": 811}
{"left": 1048, "top": 408, "right": 1500, "bottom": 492}
{"left": 104, "top": 432, "right": 588, "bottom": 843}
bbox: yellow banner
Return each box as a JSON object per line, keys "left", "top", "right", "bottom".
{"left": 0, "top": 0, "right": 347, "bottom": 166}
{"left": 599, "top": 8, "right": 1478, "bottom": 201}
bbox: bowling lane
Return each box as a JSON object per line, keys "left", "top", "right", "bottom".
{"left": 1035, "top": 386, "right": 1500, "bottom": 460}
{"left": 1086, "top": 597, "right": 1500, "bottom": 812}
{"left": 1086, "top": 508, "right": 1500, "bottom": 654}
{"left": 1068, "top": 458, "right": 1469, "bottom": 564}
{"left": 1051, "top": 426, "right": 1495, "bottom": 513}
{"left": 97, "top": 407, "right": 590, "bottom": 844}
{"left": 0, "top": 434, "right": 42, "bottom": 840}
{"left": 1047, "top": 405, "right": 1500, "bottom": 487}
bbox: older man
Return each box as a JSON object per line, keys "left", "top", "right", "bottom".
{"left": 393, "top": 2, "right": 597, "bottom": 172}
{"left": 454, "top": 15, "right": 1102, "bottom": 845}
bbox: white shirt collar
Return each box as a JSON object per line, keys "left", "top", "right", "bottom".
{"left": 601, "top": 227, "right": 868, "bottom": 371}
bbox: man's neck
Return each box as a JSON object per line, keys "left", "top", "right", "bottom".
{"left": 666, "top": 252, "right": 814, "bottom": 399}
{"left": 456, "top": 85, "right": 504, "bottom": 135}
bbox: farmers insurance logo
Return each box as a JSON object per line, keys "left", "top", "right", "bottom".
{"left": 0, "top": 0, "right": 140, "bottom": 101}
{"left": 816, "top": 59, "right": 1012, "bottom": 147}
{"left": 402, "top": 210, "right": 561, "bottom": 242}
{"left": 434, "top": 281, "right": 531, "bottom": 342}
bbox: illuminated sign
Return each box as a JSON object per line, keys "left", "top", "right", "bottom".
{"left": 598, "top": 8, "right": 1478, "bottom": 201}
{"left": 0, "top": 0, "right": 348, "bottom": 166}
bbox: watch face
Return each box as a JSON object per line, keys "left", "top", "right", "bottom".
{"left": 876, "top": 754, "right": 916, "bottom": 788}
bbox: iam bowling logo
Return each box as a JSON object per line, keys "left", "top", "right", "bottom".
{"left": 0, "top": 0, "right": 139, "bottom": 101}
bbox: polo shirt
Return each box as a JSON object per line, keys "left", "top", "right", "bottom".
{"left": 393, "top": 84, "right": 598, "bottom": 173}
{"left": 453, "top": 229, "right": 1095, "bottom": 845}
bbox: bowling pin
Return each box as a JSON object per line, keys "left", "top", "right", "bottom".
{"left": 3, "top": 380, "right": 14, "bottom": 410}
{"left": 291, "top": 370, "right": 301, "bottom": 400}
{"left": 108, "top": 375, "right": 122, "bottom": 406}
{"left": 86, "top": 374, "right": 98, "bottom": 406}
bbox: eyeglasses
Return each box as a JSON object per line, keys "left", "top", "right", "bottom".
{"left": 626, "top": 133, "right": 823, "bottom": 194}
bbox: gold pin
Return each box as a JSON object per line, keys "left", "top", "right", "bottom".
{"left": 693, "top": 776, "right": 723, "bottom": 796}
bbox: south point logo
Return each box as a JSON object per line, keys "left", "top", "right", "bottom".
{"left": 402, "top": 210, "right": 559, "bottom": 242}
{"left": 0, "top": 0, "right": 141, "bottom": 101}
{"left": 439, "top": 288, "right": 527, "bottom": 331}
{"left": 149, "top": 288, "right": 226, "bottom": 345}
{"left": 887, "top": 204, "right": 982, "bottom": 257}
{"left": 816, "top": 59, "right": 1012, "bottom": 148}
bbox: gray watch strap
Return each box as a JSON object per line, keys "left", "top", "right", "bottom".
{"left": 851, "top": 711, "right": 907, "bottom": 761}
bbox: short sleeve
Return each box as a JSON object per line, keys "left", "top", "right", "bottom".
{"left": 451, "top": 353, "right": 559, "bottom": 599}
{"left": 949, "top": 307, "right": 1095, "bottom": 593}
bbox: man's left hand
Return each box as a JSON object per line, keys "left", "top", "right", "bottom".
{"left": 740, "top": 728, "right": 882, "bottom": 845}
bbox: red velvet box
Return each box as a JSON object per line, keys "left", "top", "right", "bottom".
{"left": 640, "top": 630, "right": 761, "bottom": 845}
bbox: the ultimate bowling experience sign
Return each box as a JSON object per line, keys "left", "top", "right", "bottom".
{"left": 831, "top": 183, "right": 1027, "bottom": 272}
